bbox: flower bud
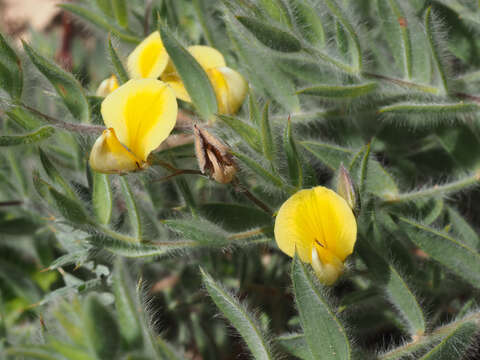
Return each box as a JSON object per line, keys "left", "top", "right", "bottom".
{"left": 96, "top": 75, "right": 119, "bottom": 97}
{"left": 336, "top": 163, "right": 359, "bottom": 213}
{"left": 193, "top": 125, "right": 236, "bottom": 184}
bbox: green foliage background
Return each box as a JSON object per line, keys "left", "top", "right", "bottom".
{"left": 1, "top": 0, "right": 480, "bottom": 359}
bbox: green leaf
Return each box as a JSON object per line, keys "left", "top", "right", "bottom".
{"left": 236, "top": 16, "right": 302, "bottom": 52}
{"left": 324, "top": 0, "right": 362, "bottom": 72}
{"left": 377, "top": 0, "right": 413, "bottom": 78}
{"left": 378, "top": 102, "right": 479, "bottom": 115}
{"left": 232, "top": 150, "right": 285, "bottom": 188}
{"left": 162, "top": 218, "right": 228, "bottom": 247}
{"left": 258, "top": 0, "right": 292, "bottom": 25}
{"left": 400, "top": 217, "right": 480, "bottom": 289}
{"left": 0, "top": 33, "right": 23, "bottom": 99}
{"left": 301, "top": 140, "right": 352, "bottom": 171}
{"left": 217, "top": 114, "right": 262, "bottom": 153}
{"left": 260, "top": 103, "right": 275, "bottom": 165}
{"left": 201, "top": 269, "right": 276, "bottom": 360}
{"left": 0, "top": 217, "right": 38, "bottom": 235}
{"left": 419, "top": 322, "right": 477, "bottom": 360}
{"left": 291, "top": 256, "right": 351, "bottom": 360}
{"left": 83, "top": 294, "right": 120, "bottom": 360}
{"left": 113, "top": 259, "right": 143, "bottom": 348}
{"left": 48, "top": 186, "right": 90, "bottom": 225}
{"left": 297, "top": 82, "right": 377, "bottom": 98}
{"left": 159, "top": 24, "right": 217, "bottom": 121}
{"left": 6, "top": 347, "right": 66, "bottom": 360}
{"left": 40, "top": 148, "right": 76, "bottom": 200}
{"left": 112, "top": 0, "right": 128, "bottom": 28}
{"left": 447, "top": 206, "right": 480, "bottom": 250}
{"left": 0, "top": 126, "right": 55, "bottom": 146}
{"left": 120, "top": 177, "right": 142, "bottom": 241}
{"left": 95, "top": 0, "right": 113, "bottom": 17}
{"left": 358, "top": 239, "right": 425, "bottom": 335}
{"left": 6, "top": 107, "right": 43, "bottom": 130}
{"left": 108, "top": 37, "right": 129, "bottom": 84}
{"left": 92, "top": 172, "right": 113, "bottom": 225}
{"left": 424, "top": 7, "right": 449, "bottom": 94}
{"left": 248, "top": 92, "right": 261, "bottom": 126}
{"left": 59, "top": 3, "right": 141, "bottom": 44}
{"left": 283, "top": 118, "right": 302, "bottom": 187}
{"left": 291, "top": 0, "right": 325, "bottom": 46}
{"left": 277, "top": 333, "right": 314, "bottom": 360}
{"left": 23, "top": 42, "right": 90, "bottom": 123}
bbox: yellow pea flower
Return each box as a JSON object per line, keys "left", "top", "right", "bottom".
{"left": 96, "top": 75, "right": 119, "bottom": 97}
{"left": 161, "top": 45, "right": 248, "bottom": 115}
{"left": 127, "top": 31, "right": 169, "bottom": 79}
{"left": 89, "top": 78, "right": 178, "bottom": 174}
{"left": 274, "top": 186, "right": 357, "bottom": 285}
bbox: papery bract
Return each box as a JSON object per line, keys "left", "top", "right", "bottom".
{"left": 96, "top": 75, "right": 119, "bottom": 97}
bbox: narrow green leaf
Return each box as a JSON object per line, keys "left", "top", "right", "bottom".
{"left": 6, "top": 107, "right": 43, "bottom": 130}
{"left": 119, "top": 177, "right": 142, "bottom": 241}
{"left": 292, "top": 0, "right": 325, "bottom": 46}
{"left": 324, "top": 0, "right": 362, "bottom": 72}
{"left": 217, "top": 114, "right": 262, "bottom": 153}
{"left": 232, "top": 150, "right": 285, "bottom": 188}
{"left": 335, "top": 21, "right": 348, "bottom": 58}
{"left": 424, "top": 7, "right": 449, "bottom": 94}
{"left": 92, "top": 172, "right": 113, "bottom": 225}
{"left": 277, "top": 333, "right": 314, "bottom": 360}
{"left": 419, "top": 322, "right": 477, "bottom": 360}
{"left": 39, "top": 149, "right": 77, "bottom": 200}
{"left": 297, "top": 82, "right": 377, "bottom": 98}
{"left": 6, "top": 347, "right": 66, "bottom": 360}
{"left": 258, "top": 0, "right": 291, "bottom": 26}
{"left": 377, "top": 0, "right": 413, "bottom": 79}
{"left": 379, "top": 102, "right": 479, "bottom": 114}
{"left": 359, "top": 239, "right": 425, "bottom": 335}
{"left": 0, "top": 126, "right": 55, "bottom": 146}
{"left": 199, "top": 203, "right": 271, "bottom": 232}
{"left": 112, "top": 0, "right": 128, "bottom": 28}
{"left": 108, "top": 37, "right": 129, "bottom": 84}
{"left": 201, "top": 269, "right": 276, "bottom": 360}
{"left": 83, "top": 294, "right": 120, "bottom": 360}
{"left": 301, "top": 140, "right": 352, "bottom": 171}
{"left": 0, "top": 33, "right": 23, "bottom": 99}
{"left": 283, "top": 118, "right": 302, "bottom": 187}
{"left": 0, "top": 217, "right": 38, "bottom": 235}
{"left": 113, "top": 259, "right": 143, "bottom": 348}
{"left": 291, "top": 256, "right": 351, "bottom": 360}
{"left": 260, "top": 103, "right": 275, "bottom": 165}
{"left": 447, "top": 206, "right": 480, "bottom": 250}
{"left": 23, "top": 42, "right": 90, "bottom": 123}
{"left": 49, "top": 187, "right": 90, "bottom": 225}
{"left": 248, "top": 92, "right": 261, "bottom": 126}
{"left": 163, "top": 218, "right": 228, "bottom": 247}
{"left": 95, "top": 0, "right": 113, "bottom": 16}
{"left": 59, "top": 3, "right": 141, "bottom": 44}
{"left": 159, "top": 24, "right": 217, "bottom": 121}
{"left": 236, "top": 16, "right": 301, "bottom": 52}
{"left": 400, "top": 217, "right": 480, "bottom": 288}
{"left": 48, "top": 340, "right": 92, "bottom": 360}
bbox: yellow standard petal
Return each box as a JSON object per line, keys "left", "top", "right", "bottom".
{"left": 207, "top": 67, "right": 248, "bottom": 115}
{"left": 96, "top": 75, "right": 119, "bottom": 97}
{"left": 127, "top": 31, "right": 168, "bottom": 79}
{"left": 274, "top": 186, "right": 357, "bottom": 284}
{"left": 89, "top": 128, "right": 143, "bottom": 174}
{"left": 101, "top": 78, "right": 178, "bottom": 161}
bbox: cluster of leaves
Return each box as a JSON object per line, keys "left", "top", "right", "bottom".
{"left": 1, "top": 0, "right": 480, "bottom": 359}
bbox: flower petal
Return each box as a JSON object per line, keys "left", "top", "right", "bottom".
{"left": 274, "top": 186, "right": 357, "bottom": 264}
{"left": 207, "top": 67, "right": 248, "bottom": 115}
{"left": 162, "top": 73, "right": 191, "bottom": 102}
{"left": 187, "top": 45, "right": 226, "bottom": 69}
{"left": 127, "top": 31, "right": 168, "bottom": 79}
{"left": 89, "top": 128, "right": 143, "bottom": 174}
{"left": 101, "top": 79, "right": 178, "bottom": 161}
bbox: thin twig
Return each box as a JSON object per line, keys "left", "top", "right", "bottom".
{"left": 0, "top": 200, "right": 23, "bottom": 207}
{"left": 152, "top": 169, "right": 204, "bottom": 183}
{"left": 232, "top": 179, "right": 273, "bottom": 215}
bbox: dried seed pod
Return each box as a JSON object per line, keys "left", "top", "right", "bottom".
{"left": 194, "top": 125, "right": 236, "bottom": 184}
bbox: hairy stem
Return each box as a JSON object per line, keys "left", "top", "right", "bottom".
{"left": 232, "top": 179, "right": 273, "bottom": 215}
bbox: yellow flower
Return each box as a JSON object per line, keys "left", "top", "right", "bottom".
{"left": 89, "top": 78, "right": 177, "bottom": 174}
{"left": 274, "top": 186, "right": 357, "bottom": 285}
{"left": 127, "top": 31, "right": 169, "bottom": 79}
{"left": 96, "top": 75, "right": 119, "bottom": 97}
{"left": 161, "top": 45, "right": 248, "bottom": 115}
